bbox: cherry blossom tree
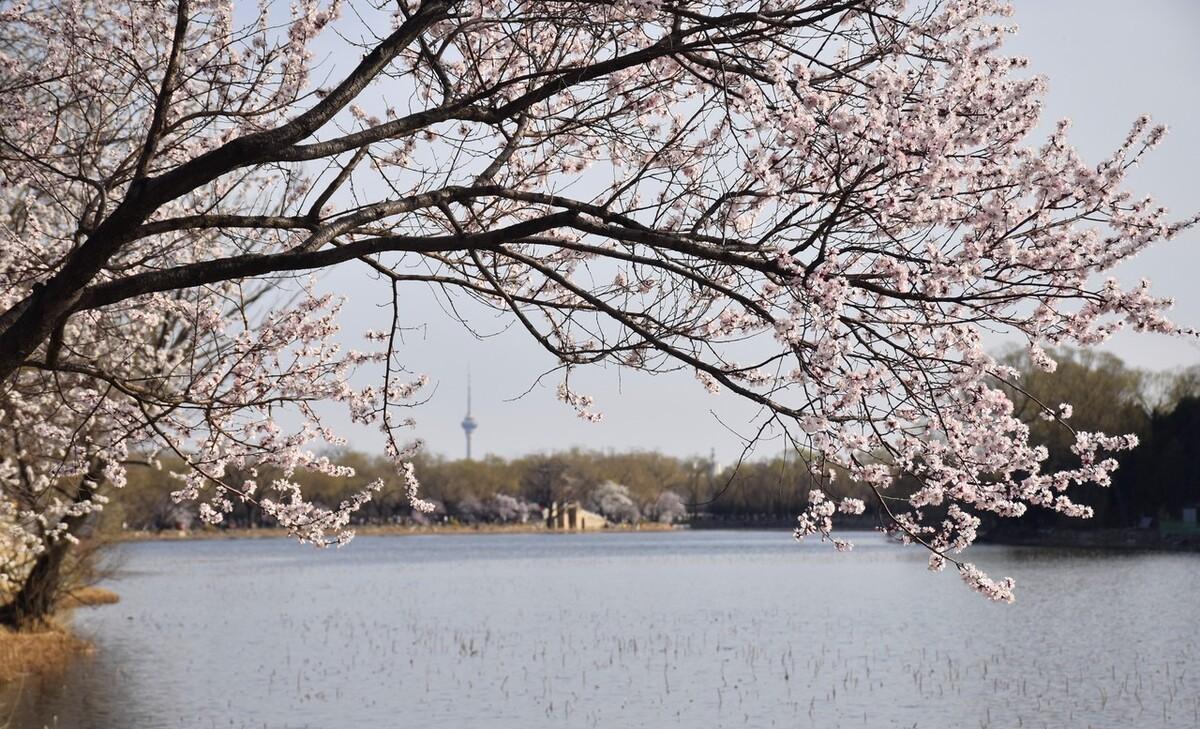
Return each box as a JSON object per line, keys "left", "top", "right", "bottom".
{"left": 1, "top": 0, "right": 1195, "bottom": 624}
{"left": 650, "top": 490, "right": 689, "bottom": 524}
{"left": 587, "top": 481, "right": 642, "bottom": 524}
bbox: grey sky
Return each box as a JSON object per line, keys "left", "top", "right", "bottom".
{"left": 313, "top": 1, "right": 1200, "bottom": 463}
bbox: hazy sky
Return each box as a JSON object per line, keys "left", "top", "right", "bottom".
{"left": 311, "top": 1, "right": 1200, "bottom": 463}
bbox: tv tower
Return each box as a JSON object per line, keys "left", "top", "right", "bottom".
{"left": 461, "top": 371, "right": 478, "bottom": 460}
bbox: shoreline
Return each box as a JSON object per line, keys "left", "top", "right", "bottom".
{"left": 109, "top": 523, "right": 1200, "bottom": 553}
{"left": 113, "top": 521, "right": 682, "bottom": 542}
{"left": 0, "top": 588, "right": 118, "bottom": 685}
{"left": 979, "top": 527, "right": 1200, "bottom": 553}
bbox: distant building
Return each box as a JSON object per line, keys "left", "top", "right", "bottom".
{"left": 708, "top": 447, "right": 722, "bottom": 479}
{"left": 461, "top": 372, "right": 478, "bottom": 460}
{"left": 544, "top": 501, "right": 608, "bottom": 531}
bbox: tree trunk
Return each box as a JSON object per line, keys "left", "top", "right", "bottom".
{"left": 0, "top": 464, "right": 103, "bottom": 630}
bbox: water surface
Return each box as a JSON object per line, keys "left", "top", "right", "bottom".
{"left": 5, "top": 531, "right": 1199, "bottom": 728}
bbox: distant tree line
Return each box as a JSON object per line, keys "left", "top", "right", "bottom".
{"left": 992, "top": 348, "right": 1200, "bottom": 533}
{"left": 107, "top": 447, "right": 883, "bottom": 532}
{"left": 104, "top": 348, "right": 1200, "bottom": 534}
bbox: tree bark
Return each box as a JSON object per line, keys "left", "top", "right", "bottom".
{"left": 0, "top": 464, "right": 104, "bottom": 630}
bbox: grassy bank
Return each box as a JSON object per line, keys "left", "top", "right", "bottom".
{"left": 116, "top": 521, "right": 681, "bottom": 542}
{"left": 0, "top": 588, "right": 119, "bottom": 685}
{"left": 0, "top": 625, "right": 91, "bottom": 684}
{"left": 61, "top": 586, "right": 120, "bottom": 608}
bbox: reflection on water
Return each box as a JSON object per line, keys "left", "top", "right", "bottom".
{"left": 4, "top": 531, "right": 1199, "bottom": 728}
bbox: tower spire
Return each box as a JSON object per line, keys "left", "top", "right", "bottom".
{"left": 461, "top": 368, "right": 478, "bottom": 460}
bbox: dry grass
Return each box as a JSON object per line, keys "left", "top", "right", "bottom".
{"left": 61, "top": 586, "right": 119, "bottom": 608}
{"left": 0, "top": 624, "right": 92, "bottom": 684}
{"left": 0, "top": 588, "right": 117, "bottom": 684}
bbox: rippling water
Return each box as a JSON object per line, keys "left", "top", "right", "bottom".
{"left": 4, "top": 530, "right": 1199, "bottom": 728}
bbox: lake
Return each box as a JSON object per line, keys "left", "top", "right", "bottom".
{"left": 4, "top": 530, "right": 1199, "bottom": 728}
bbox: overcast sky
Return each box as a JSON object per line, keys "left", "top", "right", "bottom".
{"left": 310, "top": 1, "right": 1200, "bottom": 464}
